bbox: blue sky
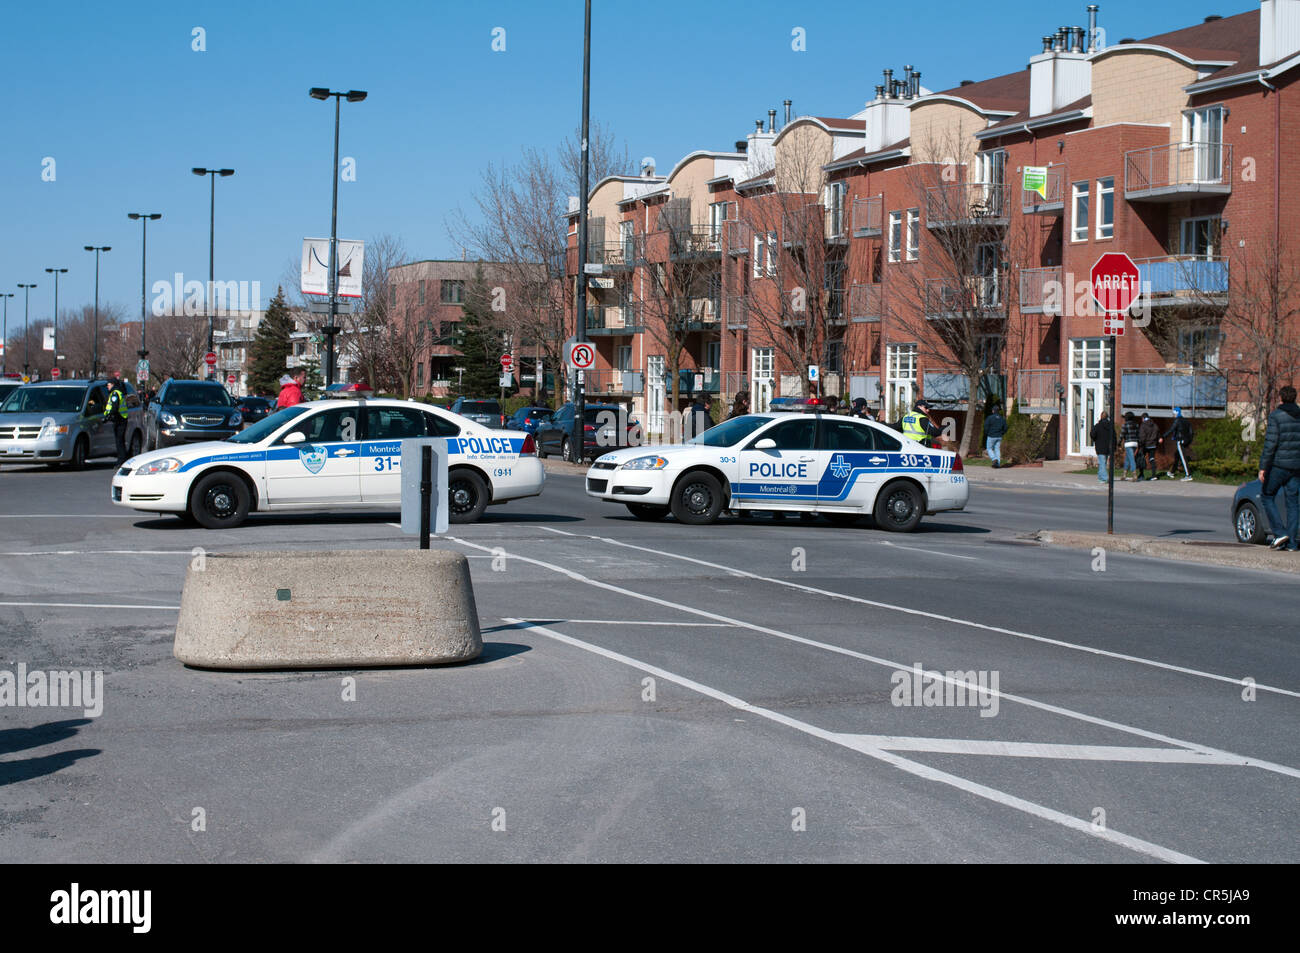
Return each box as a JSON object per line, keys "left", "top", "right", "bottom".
{"left": 2, "top": 0, "right": 1253, "bottom": 321}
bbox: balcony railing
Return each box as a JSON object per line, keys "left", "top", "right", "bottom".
{"left": 852, "top": 195, "right": 883, "bottom": 237}
{"left": 923, "top": 371, "right": 1006, "bottom": 410}
{"left": 726, "top": 295, "right": 748, "bottom": 330}
{"left": 849, "top": 282, "right": 882, "bottom": 322}
{"left": 583, "top": 368, "right": 644, "bottom": 395}
{"left": 924, "top": 276, "right": 1005, "bottom": 319}
{"left": 1120, "top": 367, "right": 1227, "bottom": 418}
{"left": 666, "top": 224, "right": 723, "bottom": 259}
{"left": 725, "top": 220, "right": 752, "bottom": 256}
{"left": 1019, "top": 266, "right": 1063, "bottom": 314}
{"left": 782, "top": 205, "right": 823, "bottom": 248}
{"left": 1134, "top": 255, "right": 1229, "bottom": 305}
{"left": 1125, "top": 141, "right": 1233, "bottom": 201}
{"left": 926, "top": 183, "right": 1011, "bottom": 227}
{"left": 601, "top": 234, "right": 643, "bottom": 269}
{"left": 673, "top": 297, "right": 721, "bottom": 330}
{"left": 1022, "top": 166, "right": 1066, "bottom": 214}
{"left": 586, "top": 305, "right": 644, "bottom": 335}
{"left": 825, "top": 197, "right": 849, "bottom": 243}
{"left": 1016, "top": 368, "right": 1062, "bottom": 415}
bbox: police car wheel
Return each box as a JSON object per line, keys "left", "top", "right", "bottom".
{"left": 448, "top": 469, "right": 489, "bottom": 523}
{"left": 190, "top": 472, "right": 250, "bottom": 529}
{"left": 671, "top": 472, "right": 724, "bottom": 525}
{"left": 874, "top": 481, "right": 924, "bottom": 533}
{"left": 626, "top": 503, "right": 670, "bottom": 522}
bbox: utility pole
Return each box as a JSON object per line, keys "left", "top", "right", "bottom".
{"left": 84, "top": 246, "right": 111, "bottom": 378}
{"left": 45, "top": 268, "right": 68, "bottom": 376}
{"left": 18, "top": 283, "right": 36, "bottom": 378}
{"left": 0, "top": 293, "right": 12, "bottom": 377}
{"left": 571, "top": 0, "right": 592, "bottom": 462}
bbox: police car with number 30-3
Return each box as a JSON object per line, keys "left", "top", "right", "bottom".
{"left": 584, "top": 412, "right": 967, "bottom": 530}
{"left": 110, "top": 397, "right": 545, "bottom": 528}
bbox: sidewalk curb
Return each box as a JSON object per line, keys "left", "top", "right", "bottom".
{"left": 1031, "top": 529, "right": 1300, "bottom": 574}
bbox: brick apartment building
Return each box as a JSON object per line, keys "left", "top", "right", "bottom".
{"left": 559, "top": 1, "right": 1300, "bottom": 459}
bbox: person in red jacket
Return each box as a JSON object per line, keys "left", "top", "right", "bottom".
{"left": 276, "top": 370, "right": 305, "bottom": 408}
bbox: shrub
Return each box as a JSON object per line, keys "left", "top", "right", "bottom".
{"left": 1190, "top": 416, "right": 1261, "bottom": 467}
{"left": 1000, "top": 399, "right": 1051, "bottom": 465}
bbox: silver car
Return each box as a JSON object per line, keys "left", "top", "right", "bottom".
{"left": 0, "top": 379, "right": 145, "bottom": 469}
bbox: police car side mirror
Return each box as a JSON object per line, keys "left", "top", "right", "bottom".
{"left": 753, "top": 438, "right": 777, "bottom": 450}
{"left": 283, "top": 431, "right": 306, "bottom": 445}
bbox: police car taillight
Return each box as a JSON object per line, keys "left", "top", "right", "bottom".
{"left": 952, "top": 453, "right": 964, "bottom": 472}
{"left": 521, "top": 433, "right": 536, "bottom": 455}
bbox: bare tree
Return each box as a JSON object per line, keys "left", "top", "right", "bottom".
{"left": 146, "top": 312, "right": 210, "bottom": 380}
{"left": 559, "top": 120, "right": 632, "bottom": 191}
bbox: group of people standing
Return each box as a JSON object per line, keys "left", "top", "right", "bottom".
{"left": 1089, "top": 408, "right": 1194, "bottom": 483}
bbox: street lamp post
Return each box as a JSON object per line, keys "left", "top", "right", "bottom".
{"left": 572, "top": 0, "right": 593, "bottom": 462}
{"left": 309, "top": 87, "right": 367, "bottom": 389}
{"left": 84, "top": 246, "right": 111, "bottom": 378}
{"left": 191, "top": 168, "right": 234, "bottom": 378}
{"left": 44, "top": 268, "right": 68, "bottom": 376}
{"left": 17, "top": 283, "right": 36, "bottom": 377}
{"left": 0, "top": 293, "right": 12, "bottom": 377}
{"left": 127, "top": 213, "right": 161, "bottom": 375}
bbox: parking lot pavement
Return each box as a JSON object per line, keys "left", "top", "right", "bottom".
{"left": 0, "top": 465, "right": 1295, "bottom": 862}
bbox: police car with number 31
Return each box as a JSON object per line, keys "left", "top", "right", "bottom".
{"left": 584, "top": 412, "right": 967, "bottom": 529}
{"left": 110, "top": 395, "right": 545, "bottom": 528}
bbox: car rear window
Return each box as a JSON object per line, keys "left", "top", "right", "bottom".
{"left": 459, "top": 401, "right": 501, "bottom": 414}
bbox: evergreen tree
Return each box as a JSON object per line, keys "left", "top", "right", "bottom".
{"left": 453, "top": 266, "right": 505, "bottom": 398}
{"left": 247, "top": 287, "right": 294, "bottom": 396}
{"left": 300, "top": 356, "right": 323, "bottom": 400}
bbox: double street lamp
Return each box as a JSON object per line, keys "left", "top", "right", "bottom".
{"left": 308, "top": 86, "right": 367, "bottom": 388}
{"left": 191, "top": 168, "right": 234, "bottom": 378}
{"left": 84, "top": 246, "right": 111, "bottom": 378}
{"left": 44, "top": 268, "right": 68, "bottom": 376}
{"left": 127, "top": 213, "right": 161, "bottom": 369}
{"left": 17, "top": 283, "right": 36, "bottom": 377}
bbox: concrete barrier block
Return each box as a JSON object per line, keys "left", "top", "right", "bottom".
{"left": 174, "top": 550, "right": 482, "bottom": 669}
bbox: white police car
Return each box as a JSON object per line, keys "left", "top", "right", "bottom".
{"left": 110, "top": 398, "right": 545, "bottom": 528}
{"left": 584, "top": 413, "right": 967, "bottom": 530}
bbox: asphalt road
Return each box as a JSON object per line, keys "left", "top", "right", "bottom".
{"left": 0, "top": 459, "right": 1295, "bottom": 863}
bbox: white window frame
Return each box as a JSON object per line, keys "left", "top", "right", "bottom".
{"left": 905, "top": 208, "right": 920, "bottom": 261}
{"left": 1095, "top": 177, "right": 1114, "bottom": 240}
{"left": 753, "top": 235, "right": 762, "bottom": 277}
{"left": 888, "top": 211, "right": 903, "bottom": 262}
{"left": 1071, "top": 182, "right": 1089, "bottom": 243}
{"left": 1180, "top": 216, "right": 1221, "bottom": 259}
{"left": 766, "top": 231, "right": 777, "bottom": 276}
{"left": 825, "top": 181, "right": 847, "bottom": 237}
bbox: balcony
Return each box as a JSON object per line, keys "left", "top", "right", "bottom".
{"left": 584, "top": 368, "right": 644, "bottom": 395}
{"left": 666, "top": 224, "right": 723, "bottom": 260}
{"left": 725, "top": 295, "right": 748, "bottom": 330}
{"left": 586, "top": 305, "right": 644, "bottom": 336}
{"left": 1120, "top": 367, "right": 1227, "bottom": 418}
{"left": 1022, "top": 166, "right": 1065, "bottom": 215}
{"left": 825, "top": 198, "right": 849, "bottom": 244}
{"left": 725, "top": 220, "right": 752, "bottom": 256}
{"left": 600, "top": 234, "right": 643, "bottom": 270}
{"left": 924, "top": 276, "right": 1005, "bottom": 320}
{"left": 926, "top": 183, "right": 1011, "bottom": 228}
{"left": 852, "top": 195, "right": 883, "bottom": 237}
{"left": 1016, "top": 368, "right": 1062, "bottom": 415}
{"left": 1019, "top": 266, "right": 1062, "bottom": 314}
{"left": 673, "top": 297, "right": 721, "bottom": 332}
{"left": 1135, "top": 256, "right": 1229, "bottom": 307}
{"left": 676, "top": 367, "right": 722, "bottom": 395}
{"left": 782, "top": 205, "right": 823, "bottom": 249}
{"left": 849, "top": 282, "right": 882, "bottom": 322}
{"left": 1125, "top": 142, "right": 1233, "bottom": 202}
{"left": 923, "top": 371, "right": 1006, "bottom": 411}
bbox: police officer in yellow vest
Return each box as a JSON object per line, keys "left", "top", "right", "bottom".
{"left": 103, "top": 378, "right": 129, "bottom": 464}
{"left": 901, "top": 399, "right": 943, "bottom": 449}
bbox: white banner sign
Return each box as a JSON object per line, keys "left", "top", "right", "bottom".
{"left": 43, "top": 328, "right": 55, "bottom": 351}
{"left": 301, "top": 238, "right": 365, "bottom": 298}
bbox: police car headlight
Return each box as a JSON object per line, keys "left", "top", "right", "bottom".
{"left": 160, "top": 411, "right": 178, "bottom": 426}
{"left": 228, "top": 412, "right": 242, "bottom": 427}
{"left": 136, "top": 457, "right": 182, "bottom": 475}
{"left": 622, "top": 455, "right": 669, "bottom": 470}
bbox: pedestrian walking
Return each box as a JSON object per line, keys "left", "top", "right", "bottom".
{"left": 1090, "top": 410, "right": 1115, "bottom": 483}
{"left": 983, "top": 403, "right": 1006, "bottom": 468}
{"left": 1119, "top": 411, "right": 1140, "bottom": 481}
{"left": 1164, "top": 407, "right": 1194, "bottom": 481}
{"left": 1137, "top": 412, "right": 1162, "bottom": 480}
{"left": 276, "top": 371, "right": 304, "bottom": 409}
{"left": 727, "top": 391, "right": 750, "bottom": 420}
{"left": 1258, "top": 385, "right": 1300, "bottom": 551}
{"left": 103, "top": 378, "right": 130, "bottom": 465}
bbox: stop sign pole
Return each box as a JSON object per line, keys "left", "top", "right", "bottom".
{"left": 1091, "top": 253, "right": 1141, "bottom": 535}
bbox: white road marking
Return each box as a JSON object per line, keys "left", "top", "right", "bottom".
{"left": 0, "top": 514, "right": 139, "bottom": 518}
{"left": 447, "top": 536, "right": 1300, "bottom": 782}
{"left": 879, "top": 541, "right": 979, "bottom": 561}
{"left": 838, "top": 735, "right": 1248, "bottom": 765}
{"left": 584, "top": 534, "right": 1300, "bottom": 700}
{"left": 0, "top": 550, "right": 194, "bottom": 557}
{"left": 0, "top": 601, "right": 180, "bottom": 610}
{"left": 504, "top": 619, "right": 1206, "bottom": 865}
{"left": 540, "top": 526, "right": 579, "bottom": 536}
{"left": 518, "top": 618, "right": 735, "bottom": 627}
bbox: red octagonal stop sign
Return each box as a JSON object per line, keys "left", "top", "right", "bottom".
{"left": 1090, "top": 253, "right": 1141, "bottom": 315}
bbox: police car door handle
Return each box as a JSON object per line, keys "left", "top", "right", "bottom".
{"left": 333, "top": 448, "right": 355, "bottom": 456}
{"left": 798, "top": 455, "right": 815, "bottom": 463}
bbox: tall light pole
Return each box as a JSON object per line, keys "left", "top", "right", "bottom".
{"left": 84, "top": 246, "right": 111, "bottom": 378}
{"left": 0, "top": 293, "right": 13, "bottom": 377}
{"left": 45, "top": 268, "right": 68, "bottom": 377}
{"left": 17, "top": 284, "right": 36, "bottom": 377}
{"left": 191, "top": 168, "right": 234, "bottom": 378}
{"left": 127, "top": 213, "right": 161, "bottom": 376}
{"left": 571, "top": 0, "right": 593, "bottom": 462}
{"left": 309, "top": 86, "right": 367, "bottom": 388}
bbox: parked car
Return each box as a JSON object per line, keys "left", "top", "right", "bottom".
{"left": 0, "top": 380, "right": 21, "bottom": 404}
{"left": 449, "top": 397, "right": 506, "bottom": 429}
{"left": 535, "top": 402, "right": 639, "bottom": 461}
{"left": 0, "top": 378, "right": 145, "bottom": 469}
{"left": 237, "top": 396, "right": 275, "bottom": 425}
{"left": 1233, "top": 478, "right": 1285, "bottom": 544}
{"left": 145, "top": 379, "right": 242, "bottom": 450}
{"left": 507, "top": 406, "right": 553, "bottom": 434}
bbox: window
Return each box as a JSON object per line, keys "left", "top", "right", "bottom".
{"left": 753, "top": 235, "right": 763, "bottom": 277}
{"left": 615, "top": 345, "right": 632, "bottom": 371}
{"left": 825, "top": 181, "right": 847, "bottom": 237}
{"left": 888, "top": 211, "right": 903, "bottom": 262}
{"left": 766, "top": 232, "right": 777, "bottom": 276}
{"left": 283, "top": 407, "right": 360, "bottom": 444}
{"left": 905, "top": 208, "right": 920, "bottom": 261}
{"left": 1071, "top": 182, "right": 1089, "bottom": 242}
{"left": 390, "top": 285, "right": 396, "bottom": 307}
{"left": 366, "top": 406, "right": 428, "bottom": 439}
{"left": 709, "top": 201, "right": 729, "bottom": 241}
{"left": 1178, "top": 327, "right": 1221, "bottom": 368}
{"left": 752, "top": 417, "right": 816, "bottom": 451}
{"left": 416, "top": 362, "right": 425, "bottom": 388}
{"left": 440, "top": 280, "right": 465, "bottom": 304}
{"left": 1096, "top": 177, "right": 1114, "bottom": 240}
{"left": 825, "top": 339, "right": 843, "bottom": 374}
{"left": 1183, "top": 105, "right": 1225, "bottom": 181}
{"left": 1180, "top": 216, "right": 1221, "bottom": 258}
{"left": 821, "top": 419, "right": 874, "bottom": 451}
{"left": 418, "top": 280, "right": 426, "bottom": 306}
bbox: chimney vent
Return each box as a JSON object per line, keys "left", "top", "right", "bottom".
{"left": 734, "top": 140, "right": 747, "bottom": 154}
{"left": 784, "top": 99, "right": 792, "bottom": 125}
{"left": 768, "top": 108, "right": 777, "bottom": 132}
{"left": 883, "top": 68, "right": 894, "bottom": 92}
{"left": 1087, "top": 5, "right": 1099, "bottom": 52}
{"left": 960, "top": 79, "right": 975, "bottom": 86}
{"left": 756, "top": 119, "right": 764, "bottom": 133}
{"left": 874, "top": 84, "right": 885, "bottom": 100}
{"left": 1204, "top": 14, "right": 1222, "bottom": 22}
{"left": 912, "top": 69, "right": 922, "bottom": 97}
{"left": 1042, "top": 35, "right": 1054, "bottom": 53}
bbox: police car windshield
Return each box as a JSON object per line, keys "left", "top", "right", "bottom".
{"left": 226, "top": 405, "right": 309, "bottom": 443}
{"left": 688, "top": 414, "right": 770, "bottom": 447}
{"left": 0, "top": 386, "right": 84, "bottom": 415}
